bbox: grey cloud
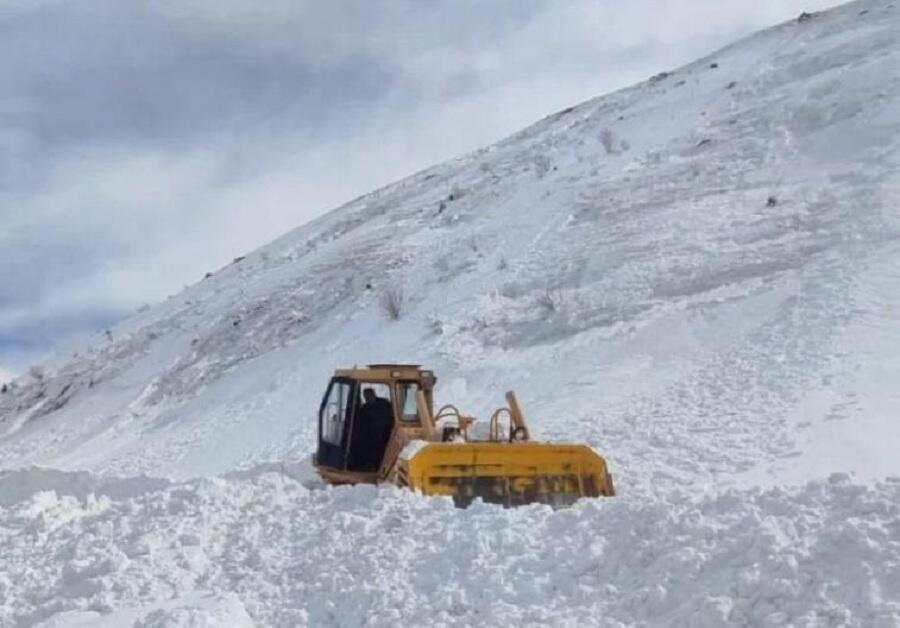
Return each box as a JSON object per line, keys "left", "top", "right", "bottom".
{"left": 0, "top": 2, "right": 394, "bottom": 156}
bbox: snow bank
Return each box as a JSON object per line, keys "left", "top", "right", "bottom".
{"left": 2, "top": 468, "right": 899, "bottom": 627}
{"left": 31, "top": 593, "right": 255, "bottom": 628}
{"left": 0, "top": 467, "right": 170, "bottom": 508}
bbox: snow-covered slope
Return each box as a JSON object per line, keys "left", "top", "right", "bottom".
{"left": 2, "top": 2, "right": 900, "bottom": 625}
{"left": 5, "top": 0, "right": 896, "bottom": 490}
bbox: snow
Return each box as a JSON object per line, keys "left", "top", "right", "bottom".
{"left": 2, "top": 467, "right": 900, "bottom": 627}
{"left": 30, "top": 592, "right": 255, "bottom": 628}
{"left": 2, "top": 0, "right": 900, "bottom": 625}
{"left": 399, "top": 439, "right": 430, "bottom": 460}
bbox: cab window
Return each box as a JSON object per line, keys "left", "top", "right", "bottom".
{"left": 396, "top": 382, "right": 421, "bottom": 422}
{"left": 321, "top": 381, "right": 351, "bottom": 445}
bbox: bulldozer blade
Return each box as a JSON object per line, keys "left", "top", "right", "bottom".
{"left": 397, "top": 442, "right": 614, "bottom": 508}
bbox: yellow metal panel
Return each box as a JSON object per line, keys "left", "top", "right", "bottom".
{"left": 398, "top": 442, "right": 614, "bottom": 507}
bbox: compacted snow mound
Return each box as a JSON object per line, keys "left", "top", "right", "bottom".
{"left": 1, "top": 468, "right": 899, "bottom": 627}
{"left": 0, "top": 467, "right": 171, "bottom": 507}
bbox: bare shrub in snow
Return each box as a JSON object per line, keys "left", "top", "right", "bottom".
{"left": 537, "top": 287, "right": 566, "bottom": 313}
{"left": 600, "top": 128, "right": 618, "bottom": 155}
{"left": 427, "top": 314, "right": 444, "bottom": 336}
{"left": 497, "top": 255, "right": 509, "bottom": 271}
{"left": 479, "top": 162, "right": 500, "bottom": 181}
{"left": 448, "top": 184, "right": 465, "bottom": 202}
{"left": 471, "top": 315, "right": 489, "bottom": 331}
{"left": 499, "top": 282, "right": 523, "bottom": 299}
{"left": 29, "top": 366, "right": 45, "bottom": 382}
{"left": 380, "top": 285, "right": 404, "bottom": 320}
{"left": 533, "top": 155, "right": 552, "bottom": 178}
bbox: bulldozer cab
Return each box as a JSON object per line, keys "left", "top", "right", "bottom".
{"left": 315, "top": 365, "right": 435, "bottom": 478}
{"left": 313, "top": 364, "right": 614, "bottom": 505}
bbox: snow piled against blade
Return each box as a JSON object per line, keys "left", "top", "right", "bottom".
{"left": 398, "top": 438, "right": 430, "bottom": 461}
{"left": 1, "top": 468, "right": 899, "bottom": 627}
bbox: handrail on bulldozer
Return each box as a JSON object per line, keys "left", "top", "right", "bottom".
{"left": 433, "top": 404, "right": 474, "bottom": 440}
{"left": 434, "top": 404, "right": 462, "bottom": 422}
{"left": 489, "top": 407, "right": 512, "bottom": 442}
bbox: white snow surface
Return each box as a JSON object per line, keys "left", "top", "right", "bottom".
{"left": 3, "top": 468, "right": 900, "bottom": 627}
{"left": 2, "top": 1, "right": 900, "bottom": 625}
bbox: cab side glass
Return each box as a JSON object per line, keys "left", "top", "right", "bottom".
{"left": 397, "top": 382, "right": 421, "bottom": 422}
{"left": 322, "top": 382, "right": 350, "bottom": 445}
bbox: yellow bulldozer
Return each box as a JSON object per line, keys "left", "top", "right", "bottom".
{"left": 312, "top": 364, "right": 614, "bottom": 507}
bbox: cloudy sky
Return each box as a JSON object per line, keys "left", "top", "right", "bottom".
{"left": 0, "top": 0, "right": 838, "bottom": 380}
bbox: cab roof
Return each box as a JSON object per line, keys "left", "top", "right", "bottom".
{"left": 333, "top": 364, "right": 434, "bottom": 385}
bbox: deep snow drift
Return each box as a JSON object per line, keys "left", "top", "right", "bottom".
{"left": 2, "top": 0, "right": 900, "bottom": 625}
{"left": 2, "top": 468, "right": 900, "bottom": 627}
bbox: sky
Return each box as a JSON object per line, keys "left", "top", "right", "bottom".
{"left": 0, "top": 0, "right": 839, "bottom": 379}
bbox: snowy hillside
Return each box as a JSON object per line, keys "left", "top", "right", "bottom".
{"left": 2, "top": 1, "right": 900, "bottom": 625}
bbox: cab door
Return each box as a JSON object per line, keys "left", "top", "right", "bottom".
{"left": 316, "top": 378, "right": 357, "bottom": 469}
